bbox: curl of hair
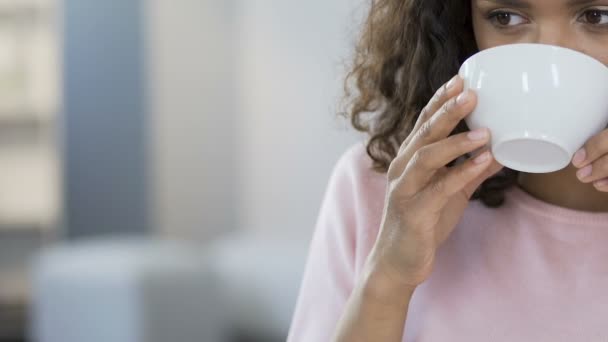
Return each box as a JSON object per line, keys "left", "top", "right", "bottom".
{"left": 342, "top": 0, "right": 519, "bottom": 207}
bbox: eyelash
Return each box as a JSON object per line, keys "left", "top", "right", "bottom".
{"left": 486, "top": 8, "right": 608, "bottom": 30}
{"left": 486, "top": 11, "right": 527, "bottom": 29}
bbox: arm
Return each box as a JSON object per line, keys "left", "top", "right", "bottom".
{"left": 335, "top": 75, "right": 503, "bottom": 341}
{"left": 334, "top": 261, "right": 416, "bottom": 342}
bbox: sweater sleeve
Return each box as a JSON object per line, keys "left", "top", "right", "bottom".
{"left": 287, "top": 147, "right": 365, "bottom": 342}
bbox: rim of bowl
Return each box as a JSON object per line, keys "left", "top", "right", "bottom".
{"left": 461, "top": 43, "right": 608, "bottom": 74}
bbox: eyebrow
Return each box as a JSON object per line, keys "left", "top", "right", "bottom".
{"left": 480, "top": 0, "right": 532, "bottom": 9}
{"left": 566, "top": 0, "right": 603, "bottom": 7}
{"left": 480, "top": 0, "right": 603, "bottom": 9}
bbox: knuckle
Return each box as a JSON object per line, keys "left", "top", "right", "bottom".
{"left": 387, "top": 181, "right": 400, "bottom": 198}
{"left": 409, "top": 151, "right": 422, "bottom": 168}
{"left": 428, "top": 85, "right": 449, "bottom": 109}
{"left": 419, "top": 106, "right": 431, "bottom": 121}
{"left": 387, "top": 176, "right": 416, "bottom": 203}
{"left": 426, "top": 98, "right": 440, "bottom": 115}
{"left": 436, "top": 101, "right": 452, "bottom": 120}
{"left": 439, "top": 83, "right": 450, "bottom": 101}
{"left": 412, "top": 147, "right": 431, "bottom": 168}
{"left": 429, "top": 87, "right": 440, "bottom": 101}
{"left": 433, "top": 84, "right": 446, "bottom": 101}
{"left": 457, "top": 133, "right": 475, "bottom": 149}
{"left": 437, "top": 103, "right": 448, "bottom": 119}
{"left": 387, "top": 160, "right": 402, "bottom": 180}
{"left": 442, "top": 98, "right": 460, "bottom": 119}
{"left": 429, "top": 179, "right": 445, "bottom": 195}
{"left": 417, "top": 120, "right": 434, "bottom": 140}
{"left": 389, "top": 181, "right": 409, "bottom": 199}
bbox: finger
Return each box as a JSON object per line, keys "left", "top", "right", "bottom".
{"left": 397, "top": 76, "right": 464, "bottom": 157}
{"left": 419, "top": 149, "right": 495, "bottom": 210}
{"left": 576, "top": 154, "right": 608, "bottom": 184}
{"left": 409, "top": 90, "right": 477, "bottom": 153}
{"left": 572, "top": 129, "right": 608, "bottom": 168}
{"left": 397, "top": 128, "right": 490, "bottom": 195}
{"left": 411, "top": 75, "right": 464, "bottom": 135}
{"left": 390, "top": 89, "right": 477, "bottom": 180}
{"left": 592, "top": 178, "right": 608, "bottom": 192}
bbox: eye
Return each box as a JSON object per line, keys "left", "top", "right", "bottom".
{"left": 579, "top": 9, "right": 608, "bottom": 25}
{"left": 487, "top": 11, "right": 528, "bottom": 28}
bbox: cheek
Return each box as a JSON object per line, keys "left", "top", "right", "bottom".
{"left": 473, "top": 28, "right": 528, "bottom": 50}
{"left": 581, "top": 43, "right": 608, "bottom": 66}
{"left": 563, "top": 31, "right": 608, "bottom": 65}
{"left": 474, "top": 30, "right": 492, "bottom": 50}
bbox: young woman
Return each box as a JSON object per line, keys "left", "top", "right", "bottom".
{"left": 288, "top": 0, "right": 608, "bottom": 341}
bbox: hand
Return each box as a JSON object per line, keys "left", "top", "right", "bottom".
{"left": 365, "top": 75, "right": 504, "bottom": 290}
{"left": 572, "top": 129, "right": 608, "bottom": 192}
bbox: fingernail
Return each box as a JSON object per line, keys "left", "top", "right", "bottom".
{"left": 447, "top": 76, "right": 459, "bottom": 91}
{"left": 468, "top": 128, "right": 488, "bottom": 141}
{"left": 572, "top": 148, "right": 587, "bottom": 167}
{"left": 577, "top": 165, "right": 593, "bottom": 180}
{"left": 594, "top": 178, "right": 608, "bottom": 188}
{"left": 457, "top": 90, "right": 470, "bottom": 105}
{"left": 473, "top": 151, "right": 491, "bottom": 165}
{"left": 595, "top": 179, "right": 608, "bottom": 188}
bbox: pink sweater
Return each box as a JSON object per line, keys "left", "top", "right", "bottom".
{"left": 288, "top": 143, "right": 608, "bottom": 342}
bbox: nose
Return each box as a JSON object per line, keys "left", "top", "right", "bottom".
{"left": 533, "top": 24, "right": 582, "bottom": 53}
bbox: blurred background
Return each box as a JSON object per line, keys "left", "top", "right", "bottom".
{"left": 0, "top": 0, "right": 366, "bottom": 341}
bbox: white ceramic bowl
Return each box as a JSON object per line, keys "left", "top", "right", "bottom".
{"left": 459, "top": 43, "right": 608, "bottom": 173}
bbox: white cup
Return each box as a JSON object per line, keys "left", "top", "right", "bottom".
{"left": 459, "top": 43, "right": 608, "bottom": 173}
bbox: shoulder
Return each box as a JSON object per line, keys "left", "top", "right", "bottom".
{"left": 326, "top": 143, "right": 387, "bottom": 218}
{"left": 331, "top": 142, "right": 386, "bottom": 192}
{"left": 324, "top": 142, "right": 387, "bottom": 271}
{"left": 321, "top": 141, "right": 389, "bottom": 228}
{"left": 288, "top": 143, "right": 388, "bottom": 341}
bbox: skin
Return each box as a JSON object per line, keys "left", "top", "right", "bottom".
{"left": 334, "top": 1, "right": 608, "bottom": 341}
{"left": 473, "top": 0, "right": 608, "bottom": 211}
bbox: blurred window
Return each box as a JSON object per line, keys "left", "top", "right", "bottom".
{"left": 0, "top": 0, "right": 60, "bottom": 340}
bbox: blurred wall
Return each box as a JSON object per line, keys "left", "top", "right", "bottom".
{"left": 235, "top": 1, "right": 362, "bottom": 236}
{"left": 146, "top": 0, "right": 363, "bottom": 239}
{"left": 146, "top": 0, "right": 238, "bottom": 239}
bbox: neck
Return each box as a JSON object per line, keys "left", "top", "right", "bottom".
{"left": 517, "top": 164, "right": 608, "bottom": 213}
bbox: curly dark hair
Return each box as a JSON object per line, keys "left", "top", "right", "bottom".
{"left": 343, "top": 0, "right": 519, "bottom": 207}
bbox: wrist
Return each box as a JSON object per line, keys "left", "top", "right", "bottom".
{"left": 359, "top": 254, "right": 418, "bottom": 309}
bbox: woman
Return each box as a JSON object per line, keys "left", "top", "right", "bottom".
{"left": 289, "top": 0, "right": 608, "bottom": 341}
